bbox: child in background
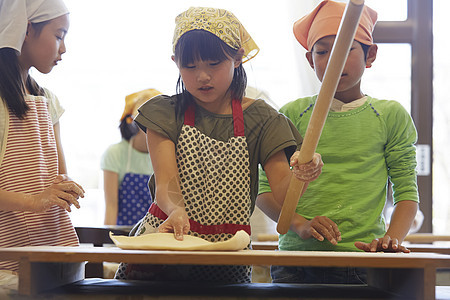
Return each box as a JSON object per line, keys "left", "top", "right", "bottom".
{"left": 101, "top": 88, "right": 161, "bottom": 225}
{"left": 115, "top": 6, "right": 323, "bottom": 283}
{"left": 0, "top": 0, "right": 85, "bottom": 279}
{"left": 258, "top": 0, "right": 419, "bottom": 284}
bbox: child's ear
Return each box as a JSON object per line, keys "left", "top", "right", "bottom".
{"left": 234, "top": 48, "right": 245, "bottom": 68}
{"left": 171, "top": 55, "right": 180, "bottom": 67}
{"left": 305, "top": 51, "right": 315, "bottom": 69}
{"left": 24, "top": 22, "right": 33, "bottom": 40}
{"left": 366, "top": 44, "right": 378, "bottom": 68}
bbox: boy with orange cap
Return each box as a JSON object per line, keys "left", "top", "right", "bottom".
{"left": 258, "top": 0, "right": 419, "bottom": 284}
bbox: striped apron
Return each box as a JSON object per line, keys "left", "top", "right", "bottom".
{"left": 0, "top": 95, "right": 78, "bottom": 272}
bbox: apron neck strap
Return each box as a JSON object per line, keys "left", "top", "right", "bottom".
{"left": 184, "top": 99, "right": 245, "bottom": 137}
{"left": 232, "top": 98, "right": 245, "bottom": 137}
{"left": 184, "top": 104, "right": 196, "bottom": 127}
{"left": 126, "top": 137, "right": 133, "bottom": 172}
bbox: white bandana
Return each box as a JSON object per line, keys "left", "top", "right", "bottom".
{"left": 0, "top": 0, "right": 69, "bottom": 54}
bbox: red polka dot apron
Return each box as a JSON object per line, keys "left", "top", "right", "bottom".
{"left": 117, "top": 140, "right": 152, "bottom": 225}
{"left": 116, "top": 99, "right": 252, "bottom": 283}
{"left": 0, "top": 96, "right": 79, "bottom": 272}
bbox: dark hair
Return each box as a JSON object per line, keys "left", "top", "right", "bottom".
{"left": 0, "top": 21, "right": 50, "bottom": 119}
{"left": 359, "top": 42, "right": 370, "bottom": 60}
{"left": 119, "top": 116, "right": 140, "bottom": 141}
{"left": 173, "top": 30, "right": 247, "bottom": 114}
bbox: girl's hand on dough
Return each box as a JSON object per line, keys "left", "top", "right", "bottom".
{"left": 158, "top": 207, "right": 190, "bottom": 240}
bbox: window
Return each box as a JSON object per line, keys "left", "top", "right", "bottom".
{"left": 365, "top": 0, "right": 408, "bottom": 21}
{"left": 32, "top": 0, "right": 319, "bottom": 226}
{"left": 32, "top": 1, "right": 438, "bottom": 232}
{"left": 433, "top": 0, "right": 449, "bottom": 234}
{"left": 362, "top": 43, "right": 411, "bottom": 113}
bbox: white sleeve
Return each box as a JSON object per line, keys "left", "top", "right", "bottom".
{"left": 44, "top": 88, "right": 65, "bottom": 125}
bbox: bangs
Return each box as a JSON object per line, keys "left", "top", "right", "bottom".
{"left": 174, "top": 30, "right": 237, "bottom": 66}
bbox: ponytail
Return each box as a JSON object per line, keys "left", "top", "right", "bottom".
{"left": 0, "top": 21, "right": 49, "bottom": 119}
{"left": 0, "top": 48, "right": 28, "bottom": 119}
{"left": 119, "top": 116, "right": 140, "bottom": 141}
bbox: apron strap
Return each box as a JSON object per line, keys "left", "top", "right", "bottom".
{"left": 184, "top": 99, "right": 245, "bottom": 137}
{"left": 184, "top": 104, "right": 196, "bottom": 127}
{"left": 232, "top": 99, "right": 245, "bottom": 137}
{"left": 126, "top": 138, "right": 133, "bottom": 173}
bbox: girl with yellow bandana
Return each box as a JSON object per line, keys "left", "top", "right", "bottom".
{"left": 115, "top": 7, "right": 323, "bottom": 283}
{"left": 101, "top": 88, "right": 161, "bottom": 226}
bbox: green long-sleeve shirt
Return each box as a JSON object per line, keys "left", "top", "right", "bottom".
{"left": 259, "top": 95, "right": 419, "bottom": 252}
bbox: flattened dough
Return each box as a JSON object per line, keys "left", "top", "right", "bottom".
{"left": 109, "top": 230, "right": 250, "bottom": 251}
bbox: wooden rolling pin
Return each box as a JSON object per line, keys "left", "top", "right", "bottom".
{"left": 277, "top": 0, "right": 365, "bottom": 234}
{"left": 404, "top": 234, "right": 450, "bottom": 244}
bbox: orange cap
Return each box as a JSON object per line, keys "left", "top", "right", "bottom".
{"left": 293, "top": 0, "right": 377, "bottom": 51}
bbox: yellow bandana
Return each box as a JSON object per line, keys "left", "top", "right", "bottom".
{"left": 172, "top": 7, "right": 259, "bottom": 63}
{"left": 120, "top": 88, "right": 162, "bottom": 124}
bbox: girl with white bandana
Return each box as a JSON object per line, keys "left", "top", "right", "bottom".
{"left": 0, "top": 0, "right": 85, "bottom": 284}
{"left": 115, "top": 7, "right": 323, "bottom": 283}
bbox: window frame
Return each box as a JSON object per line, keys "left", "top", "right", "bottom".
{"left": 373, "top": 0, "right": 433, "bottom": 233}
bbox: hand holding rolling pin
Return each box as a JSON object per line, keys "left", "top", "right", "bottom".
{"left": 290, "top": 152, "right": 323, "bottom": 182}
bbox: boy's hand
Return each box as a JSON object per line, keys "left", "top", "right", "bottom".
{"left": 294, "top": 215, "right": 341, "bottom": 245}
{"left": 290, "top": 152, "right": 323, "bottom": 182}
{"left": 354, "top": 234, "right": 410, "bottom": 253}
{"left": 157, "top": 207, "right": 190, "bottom": 241}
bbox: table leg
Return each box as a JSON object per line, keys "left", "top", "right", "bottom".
{"left": 367, "top": 267, "right": 435, "bottom": 300}
{"left": 18, "top": 259, "right": 85, "bottom": 296}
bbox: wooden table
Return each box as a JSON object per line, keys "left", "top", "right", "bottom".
{"left": 1, "top": 246, "right": 449, "bottom": 299}
{"left": 405, "top": 234, "right": 450, "bottom": 244}
{"left": 252, "top": 241, "right": 450, "bottom": 255}
{"left": 252, "top": 241, "right": 278, "bottom": 250}
{"left": 257, "top": 233, "right": 450, "bottom": 244}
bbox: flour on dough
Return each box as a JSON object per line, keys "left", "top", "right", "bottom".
{"left": 110, "top": 230, "right": 250, "bottom": 251}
